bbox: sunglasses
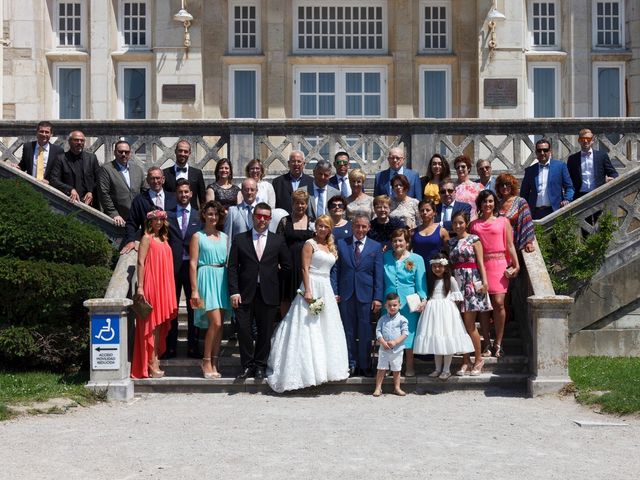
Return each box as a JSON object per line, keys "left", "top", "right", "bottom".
{"left": 498, "top": 183, "right": 511, "bottom": 189}
{"left": 478, "top": 166, "right": 491, "bottom": 171}
{"left": 579, "top": 137, "right": 594, "bottom": 141}
{"left": 254, "top": 214, "right": 271, "bottom": 221}
{"left": 536, "top": 148, "right": 550, "bottom": 153}
{"left": 116, "top": 150, "right": 131, "bottom": 155}
{"left": 439, "top": 188, "right": 455, "bottom": 194}
{"left": 334, "top": 160, "right": 349, "bottom": 166}
{"left": 329, "top": 203, "right": 345, "bottom": 209}
{"left": 455, "top": 165, "right": 468, "bottom": 170}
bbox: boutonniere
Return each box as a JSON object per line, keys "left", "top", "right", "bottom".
{"left": 405, "top": 259, "right": 415, "bottom": 272}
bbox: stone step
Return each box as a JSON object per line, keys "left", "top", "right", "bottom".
{"left": 133, "top": 372, "right": 529, "bottom": 394}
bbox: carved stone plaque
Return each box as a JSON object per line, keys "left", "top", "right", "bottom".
{"left": 162, "top": 84, "right": 196, "bottom": 102}
{"left": 484, "top": 79, "right": 517, "bottom": 107}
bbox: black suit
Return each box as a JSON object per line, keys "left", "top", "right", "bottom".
{"left": 163, "top": 165, "right": 206, "bottom": 209}
{"left": 271, "top": 172, "right": 315, "bottom": 214}
{"left": 124, "top": 190, "right": 177, "bottom": 245}
{"left": 166, "top": 206, "right": 203, "bottom": 355}
{"left": 567, "top": 150, "right": 619, "bottom": 199}
{"left": 19, "top": 141, "right": 64, "bottom": 181}
{"left": 435, "top": 201, "right": 472, "bottom": 236}
{"left": 49, "top": 150, "right": 100, "bottom": 200}
{"left": 228, "top": 230, "right": 292, "bottom": 370}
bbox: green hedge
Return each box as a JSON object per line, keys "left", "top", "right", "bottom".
{"left": 0, "top": 178, "right": 112, "bottom": 267}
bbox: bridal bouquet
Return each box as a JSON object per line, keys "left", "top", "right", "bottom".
{"left": 297, "top": 289, "right": 325, "bottom": 315}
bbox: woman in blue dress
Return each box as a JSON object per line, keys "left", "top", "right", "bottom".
{"left": 412, "top": 199, "right": 449, "bottom": 264}
{"left": 190, "top": 201, "right": 230, "bottom": 379}
{"left": 383, "top": 228, "right": 428, "bottom": 377}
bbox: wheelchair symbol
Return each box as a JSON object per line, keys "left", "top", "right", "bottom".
{"left": 94, "top": 318, "right": 115, "bottom": 342}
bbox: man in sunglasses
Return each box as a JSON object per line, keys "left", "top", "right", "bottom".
{"left": 567, "top": 129, "right": 618, "bottom": 200}
{"left": 520, "top": 138, "right": 574, "bottom": 219}
{"left": 435, "top": 178, "right": 472, "bottom": 236}
{"left": 475, "top": 159, "right": 496, "bottom": 193}
{"left": 329, "top": 151, "right": 352, "bottom": 198}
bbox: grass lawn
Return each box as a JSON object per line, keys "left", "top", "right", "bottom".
{"left": 569, "top": 356, "right": 640, "bottom": 415}
{"left": 0, "top": 370, "right": 101, "bottom": 421}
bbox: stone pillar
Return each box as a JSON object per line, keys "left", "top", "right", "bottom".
{"left": 527, "top": 295, "right": 574, "bottom": 397}
{"left": 628, "top": 0, "right": 640, "bottom": 116}
{"left": 229, "top": 128, "right": 255, "bottom": 173}
{"left": 83, "top": 298, "right": 134, "bottom": 401}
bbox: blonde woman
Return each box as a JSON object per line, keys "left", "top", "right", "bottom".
{"left": 267, "top": 215, "right": 349, "bottom": 393}
{"left": 346, "top": 168, "right": 374, "bottom": 220}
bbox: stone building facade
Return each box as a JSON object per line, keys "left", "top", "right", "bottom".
{"left": 2, "top": 0, "right": 639, "bottom": 122}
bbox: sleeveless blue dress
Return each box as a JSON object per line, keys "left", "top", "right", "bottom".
{"left": 194, "top": 231, "right": 230, "bottom": 328}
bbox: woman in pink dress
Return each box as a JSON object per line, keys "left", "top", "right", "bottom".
{"left": 454, "top": 155, "right": 483, "bottom": 221}
{"left": 131, "top": 210, "right": 178, "bottom": 379}
{"left": 469, "top": 190, "right": 519, "bottom": 358}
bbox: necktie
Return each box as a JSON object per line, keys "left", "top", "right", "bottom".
{"left": 340, "top": 177, "right": 349, "bottom": 197}
{"left": 36, "top": 146, "right": 45, "bottom": 180}
{"left": 317, "top": 189, "right": 325, "bottom": 216}
{"left": 180, "top": 208, "right": 188, "bottom": 237}
{"left": 354, "top": 240, "right": 362, "bottom": 265}
{"left": 155, "top": 192, "right": 163, "bottom": 209}
{"left": 256, "top": 233, "right": 265, "bottom": 260}
{"left": 246, "top": 205, "right": 254, "bottom": 228}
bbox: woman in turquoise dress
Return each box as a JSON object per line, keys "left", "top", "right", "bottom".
{"left": 383, "top": 228, "right": 428, "bottom": 377}
{"left": 190, "top": 201, "right": 230, "bottom": 379}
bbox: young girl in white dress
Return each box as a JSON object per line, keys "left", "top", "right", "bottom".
{"left": 413, "top": 253, "right": 474, "bottom": 380}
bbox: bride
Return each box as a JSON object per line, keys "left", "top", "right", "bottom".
{"left": 267, "top": 214, "right": 349, "bottom": 393}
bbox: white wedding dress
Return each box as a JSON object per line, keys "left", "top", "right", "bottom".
{"left": 267, "top": 239, "right": 349, "bottom": 393}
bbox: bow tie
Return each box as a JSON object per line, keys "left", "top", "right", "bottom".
{"left": 176, "top": 167, "right": 187, "bottom": 173}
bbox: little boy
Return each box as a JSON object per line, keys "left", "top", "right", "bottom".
{"left": 373, "top": 293, "right": 409, "bottom": 397}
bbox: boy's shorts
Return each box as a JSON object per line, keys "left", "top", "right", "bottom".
{"left": 377, "top": 348, "right": 404, "bottom": 372}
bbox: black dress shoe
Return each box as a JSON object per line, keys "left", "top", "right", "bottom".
{"left": 348, "top": 366, "right": 357, "bottom": 377}
{"left": 254, "top": 367, "right": 266, "bottom": 380}
{"left": 236, "top": 367, "right": 255, "bottom": 380}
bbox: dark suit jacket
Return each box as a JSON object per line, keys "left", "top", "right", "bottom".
{"left": 373, "top": 167, "right": 422, "bottom": 199}
{"left": 49, "top": 150, "right": 100, "bottom": 199}
{"left": 19, "top": 141, "right": 64, "bottom": 180}
{"left": 167, "top": 206, "right": 202, "bottom": 275}
{"left": 519, "top": 159, "right": 574, "bottom": 212}
{"left": 331, "top": 237, "right": 384, "bottom": 303}
{"left": 228, "top": 230, "right": 291, "bottom": 306}
{"left": 300, "top": 183, "right": 341, "bottom": 220}
{"left": 271, "top": 172, "right": 315, "bottom": 214}
{"left": 567, "top": 150, "right": 619, "bottom": 195}
{"left": 163, "top": 165, "right": 206, "bottom": 209}
{"left": 97, "top": 159, "right": 146, "bottom": 220}
{"left": 435, "top": 201, "right": 472, "bottom": 234}
{"left": 124, "top": 190, "right": 177, "bottom": 244}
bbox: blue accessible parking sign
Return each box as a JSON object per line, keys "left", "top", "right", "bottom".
{"left": 91, "top": 314, "right": 120, "bottom": 370}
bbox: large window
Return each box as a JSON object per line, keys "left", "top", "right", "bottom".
{"left": 55, "top": 1, "right": 85, "bottom": 48}
{"left": 229, "top": 1, "right": 260, "bottom": 53}
{"left": 528, "top": 63, "right": 560, "bottom": 118}
{"left": 293, "top": 1, "right": 387, "bottom": 54}
{"left": 420, "top": 1, "right": 451, "bottom": 53}
{"left": 118, "top": 63, "right": 150, "bottom": 119}
{"left": 229, "top": 66, "right": 260, "bottom": 118}
{"left": 528, "top": 1, "right": 559, "bottom": 49}
{"left": 120, "top": 1, "right": 149, "bottom": 48}
{"left": 592, "top": 62, "right": 625, "bottom": 117}
{"left": 294, "top": 67, "right": 386, "bottom": 118}
{"left": 592, "top": 1, "right": 624, "bottom": 48}
{"left": 419, "top": 66, "right": 451, "bottom": 118}
{"left": 53, "top": 64, "right": 84, "bottom": 119}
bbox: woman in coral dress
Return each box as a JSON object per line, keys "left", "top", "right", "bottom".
{"left": 454, "top": 155, "right": 483, "bottom": 221}
{"left": 131, "top": 210, "right": 178, "bottom": 379}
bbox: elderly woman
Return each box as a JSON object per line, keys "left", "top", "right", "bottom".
{"left": 420, "top": 154, "right": 451, "bottom": 205}
{"left": 389, "top": 174, "right": 420, "bottom": 230}
{"left": 470, "top": 190, "right": 520, "bottom": 359}
{"left": 453, "top": 155, "right": 483, "bottom": 221}
{"left": 205, "top": 158, "right": 240, "bottom": 210}
{"left": 243, "top": 158, "right": 276, "bottom": 208}
{"left": 328, "top": 194, "right": 352, "bottom": 241}
{"left": 368, "top": 194, "right": 405, "bottom": 250}
{"left": 346, "top": 168, "right": 374, "bottom": 220}
{"left": 496, "top": 173, "right": 535, "bottom": 253}
{"left": 383, "top": 228, "right": 427, "bottom": 377}
{"left": 131, "top": 210, "right": 178, "bottom": 379}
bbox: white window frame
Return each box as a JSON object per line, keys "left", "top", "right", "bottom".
{"left": 527, "top": 62, "right": 561, "bottom": 118}
{"left": 118, "top": 0, "right": 150, "bottom": 50}
{"left": 592, "top": 0, "right": 624, "bottom": 49}
{"left": 293, "top": 66, "right": 387, "bottom": 118}
{"left": 527, "top": 1, "right": 560, "bottom": 50}
{"left": 117, "top": 62, "right": 151, "bottom": 119}
{"left": 418, "top": 65, "right": 452, "bottom": 118}
{"left": 229, "top": 1, "right": 261, "bottom": 54}
{"left": 54, "top": 0, "right": 86, "bottom": 49}
{"left": 229, "top": 65, "right": 261, "bottom": 118}
{"left": 592, "top": 61, "right": 626, "bottom": 117}
{"left": 52, "top": 63, "right": 86, "bottom": 119}
{"left": 419, "top": 0, "right": 451, "bottom": 53}
{"left": 293, "top": 0, "right": 388, "bottom": 54}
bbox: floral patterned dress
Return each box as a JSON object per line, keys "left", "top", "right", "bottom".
{"left": 389, "top": 196, "right": 420, "bottom": 230}
{"left": 448, "top": 234, "right": 492, "bottom": 313}
{"left": 455, "top": 180, "right": 483, "bottom": 221}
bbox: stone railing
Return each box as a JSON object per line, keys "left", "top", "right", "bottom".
{"left": 2, "top": 118, "right": 639, "bottom": 179}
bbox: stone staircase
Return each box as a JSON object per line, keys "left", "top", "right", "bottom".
{"left": 134, "top": 303, "right": 529, "bottom": 394}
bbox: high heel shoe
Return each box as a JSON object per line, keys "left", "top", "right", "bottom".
{"left": 211, "top": 356, "right": 222, "bottom": 378}
{"left": 148, "top": 364, "right": 164, "bottom": 378}
{"left": 494, "top": 344, "right": 504, "bottom": 359}
{"left": 202, "top": 358, "right": 222, "bottom": 379}
{"left": 470, "top": 359, "right": 484, "bottom": 376}
{"left": 481, "top": 340, "right": 493, "bottom": 357}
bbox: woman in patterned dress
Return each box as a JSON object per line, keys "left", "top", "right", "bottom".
{"left": 453, "top": 155, "right": 483, "bottom": 221}
{"left": 389, "top": 174, "right": 420, "bottom": 230}
{"left": 345, "top": 168, "right": 374, "bottom": 220}
{"left": 205, "top": 158, "right": 241, "bottom": 210}
{"left": 495, "top": 173, "right": 536, "bottom": 253}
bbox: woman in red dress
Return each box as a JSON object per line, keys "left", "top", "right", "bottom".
{"left": 131, "top": 210, "right": 178, "bottom": 379}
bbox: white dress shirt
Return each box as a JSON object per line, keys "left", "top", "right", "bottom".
{"left": 580, "top": 149, "right": 595, "bottom": 193}
{"left": 149, "top": 189, "right": 165, "bottom": 209}
{"left": 31, "top": 143, "right": 51, "bottom": 177}
{"left": 536, "top": 163, "right": 551, "bottom": 207}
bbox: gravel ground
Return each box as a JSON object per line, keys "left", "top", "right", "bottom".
{"left": 1, "top": 389, "right": 638, "bottom": 479}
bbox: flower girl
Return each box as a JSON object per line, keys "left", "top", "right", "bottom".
{"left": 413, "top": 253, "right": 474, "bottom": 380}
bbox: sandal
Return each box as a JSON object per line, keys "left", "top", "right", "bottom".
{"left": 439, "top": 372, "right": 451, "bottom": 381}
{"left": 372, "top": 389, "right": 382, "bottom": 397}
{"left": 201, "top": 358, "right": 221, "bottom": 379}
{"left": 148, "top": 363, "right": 164, "bottom": 378}
{"left": 470, "top": 359, "right": 484, "bottom": 376}
{"left": 393, "top": 388, "right": 406, "bottom": 396}
{"left": 428, "top": 370, "right": 441, "bottom": 378}
{"left": 494, "top": 344, "right": 504, "bottom": 359}
{"left": 456, "top": 364, "right": 471, "bottom": 376}
{"left": 481, "top": 341, "right": 493, "bottom": 357}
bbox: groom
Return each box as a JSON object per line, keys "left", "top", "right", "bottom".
{"left": 331, "top": 215, "right": 384, "bottom": 376}
{"left": 228, "top": 203, "right": 291, "bottom": 380}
